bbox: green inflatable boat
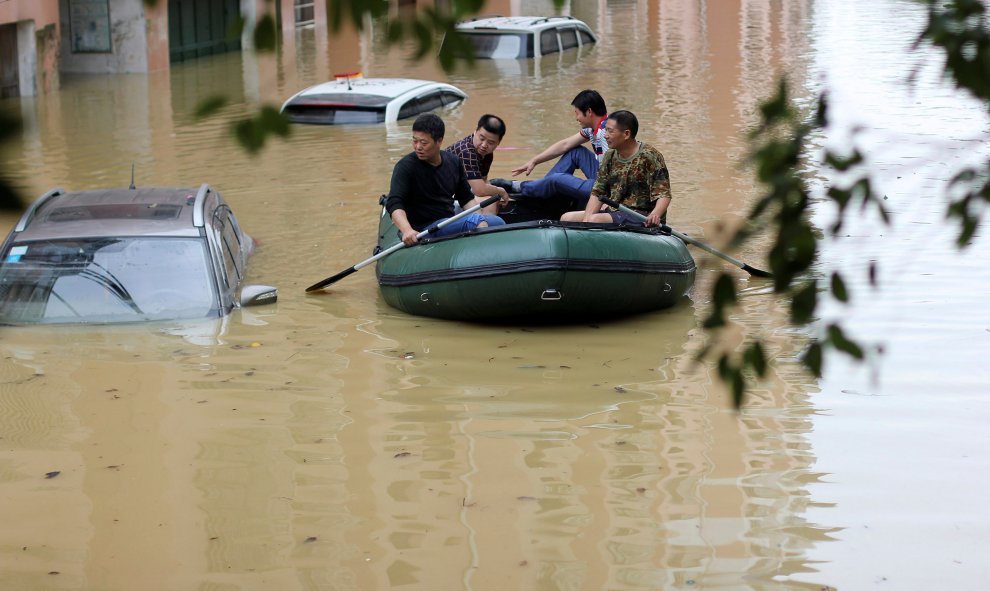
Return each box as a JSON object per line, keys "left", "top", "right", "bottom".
{"left": 374, "top": 204, "right": 696, "bottom": 321}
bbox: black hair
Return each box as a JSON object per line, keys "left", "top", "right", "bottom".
{"left": 412, "top": 113, "right": 445, "bottom": 141}
{"left": 570, "top": 90, "right": 607, "bottom": 117}
{"left": 608, "top": 110, "right": 639, "bottom": 139}
{"left": 477, "top": 114, "right": 507, "bottom": 140}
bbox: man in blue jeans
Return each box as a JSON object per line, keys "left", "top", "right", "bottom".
{"left": 491, "top": 90, "right": 608, "bottom": 208}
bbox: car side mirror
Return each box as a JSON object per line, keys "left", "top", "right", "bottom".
{"left": 240, "top": 284, "right": 278, "bottom": 307}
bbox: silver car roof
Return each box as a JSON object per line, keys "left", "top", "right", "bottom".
{"left": 455, "top": 15, "right": 591, "bottom": 32}
{"left": 10, "top": 186, "right": 210, "bottom": 242}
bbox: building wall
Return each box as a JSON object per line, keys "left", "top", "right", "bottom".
{"left": 59, "top": 0, "right": 152, "bottom": 73}
{"left": 145, "top": 0, "right": 169, "bottom": 72}
{"left": 0, "top": 0, "right": 60, "bottom": 96}
{"left": 0, "top": 1, "right": 60, "bottom": 25}
{"left": 0, "top": 0, "right": 304, "bottom": 93}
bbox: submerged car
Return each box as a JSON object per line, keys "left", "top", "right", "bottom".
{"left": 0, "top": 184, "right": 277, "bottom": 325}
{"left": 441, "top": 15, "right": 597, "bottom": 60}
{"left": 280, "top": 74, "right": 467, "bottom": 125}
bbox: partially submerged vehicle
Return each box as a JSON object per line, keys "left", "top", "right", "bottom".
{"left": 441, "top": 15, "right": 597, "bottom": 59}
{"left": 0, "top": 184, "right": 277, "bottom": 325}
{"left": 280, "top": 74, "right": 467, "bottom": 125}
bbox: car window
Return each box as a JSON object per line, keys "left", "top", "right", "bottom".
{"left": 397, "top": 97, "right": 423, "bottom": 120}
{"left": 579, "top": 29, "right": 595, "bottom": 45}
{"left": 417, "top": 92, "right": 445, "bottom": 113}
{"left": 440, "top": 91, "right": 463, "bottom": 106}
{"left": 212, "top": 211, "right": 240, "bottom": 289}
{"left": 0, "top": 238, "right": 217, "bottom": 324}
{"left": 559, "top": 27, "right": 579, "bottom": 50}
{"left": 283, "top": 105, "right": 386, "bottom": 124}
{"left": 458, "top": 33, "right": 526, "bottom": 59}
{"left": 540, "top": 29, "right": 560, "bottom": 55}
{"left": 218, "top": 208, "right": 245, "bottom": 281}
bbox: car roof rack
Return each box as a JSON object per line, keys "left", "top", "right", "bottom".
{"left": 530, "top": 15, "right": 578, "bottom": 25}
{"left": 192, "top": 183, "right": 210, "bottom": 228}
{"left": 458, "top": 14, "right": 504, "bottom": 23}
{"left": 13, "top": 187, "right": 66, "bottom": 232}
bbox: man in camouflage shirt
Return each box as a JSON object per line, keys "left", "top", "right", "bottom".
{"left": 561, "top": 110, "right": 672, "bottom": 227}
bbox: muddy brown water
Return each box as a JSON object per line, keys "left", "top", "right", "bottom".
{"left": 2, "top": 1, "right": 989, "bottom": 589}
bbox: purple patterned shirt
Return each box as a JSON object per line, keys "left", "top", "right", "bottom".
{"left": 446, "top": 135, "right": 493, "bottom": 181}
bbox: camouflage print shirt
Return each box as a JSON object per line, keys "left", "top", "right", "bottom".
{"left": 591, "top": 142, "right": 672, "bottom": 213}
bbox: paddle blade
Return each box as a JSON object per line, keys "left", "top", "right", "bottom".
{"left": 305, "top": 266, "right": 357, "bottom": 292}
{"left": 742, "top": 264, "right": 773, "bottom": 278}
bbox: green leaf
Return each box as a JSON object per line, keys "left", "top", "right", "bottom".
{"left": 717, "top": 354, "right": 732, "bottom": 381}
{"left": 712, "top": 273, "right": 737, "bottom": 307}
{"left": 731, "top": 370, "right": 745, "bottom": 410}
{"left": 254, "top": 14, "right": 278, "bottom": 52}
{"left": 258, "top": 106, "right": 290, "bottom": 138}
{"left": 412, "top": 18, "right": 434, "bottom": 61}
{"left": 387, "top": 20, "right": 405, "bottom": 44}
{"left": 703, "top": 273, "right": 737, "bottom": 329}
{"left": 231, "top": 107, "right": 291, "bottom": 154}
{"left": 826, "top": 324, "right": 865, "bottom": 360}
{"left": 0, "top": 108, "right": 22, "bottom": 142}
{"left": 790, "top": 281, "right": 817, "bottom": 325}
{"left": 233, "top": 118, "right": 264, "bottom": 154}
{"left": 830, "top": 272, "right": 849, "bottom": 303}
{"left": 194, "top": 95, "right": 228, "bottom": 119}
{"left": 227, "top": 16, "right": 245, "bottom": 42}
{"left": 824, "top": 150, "right": 863, "bottom": 172}
{"left": 1, "top": 177, "right": 23, "bottom": 211}
{"left": 744, "top": 341, "right": 768, "bottom": 378}
{"left": 802, "top": 342, "right": 823, "bottom": 378}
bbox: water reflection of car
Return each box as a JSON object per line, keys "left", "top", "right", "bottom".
{"left": 280, "top": 74, "right": 467, "bottom": 125}
{"left": 441, "top": 15, "right": 597, "bottom": 60}
{"left": 0, "top": 184, "right": 278, "bottom": 325}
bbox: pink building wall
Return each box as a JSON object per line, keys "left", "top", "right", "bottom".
{"left": 0, "top": 0, "right": 61, "bottom": 95}
{"left": 0, "top": 1, "right": 60, "bottom": 25}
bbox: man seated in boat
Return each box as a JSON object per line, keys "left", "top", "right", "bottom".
{"left": 560, "top": 110, "right": 672, "bottom": 227}
{"left": 385, "top": 113, "right": 506, "bottom": 246}
{"left": 490, "top": 89, "right": 608, "bottom": 209}
{"left": 446, "top": 114, "right": 512, "bottom": 217}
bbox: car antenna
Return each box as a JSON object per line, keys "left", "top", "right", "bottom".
{"left": 336, "top": 71, "right": 360, "bottom": 91}
{"left": 129, "top": 163, "right": 136, "bottom": 190}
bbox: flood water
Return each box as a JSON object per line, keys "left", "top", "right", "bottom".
{"left": 1, "top": 0, "right": 988, "bottom": 589}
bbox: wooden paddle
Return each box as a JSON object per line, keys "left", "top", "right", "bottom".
{"left": 305, "top": 195, "right": 502, "bottom": 292}
{"left": 597, "top": 196, "right": 772, "bottom": 278}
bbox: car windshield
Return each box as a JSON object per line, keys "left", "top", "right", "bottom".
{"left": 459, "top": 32, "right": 527, "bottom": 59}
{"left": 0, "top": 237, "right": 218, "bottom": 325}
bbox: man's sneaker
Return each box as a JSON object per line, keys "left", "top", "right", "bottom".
{"left": 490, "top": 178, "right": 521, "bottom": 193}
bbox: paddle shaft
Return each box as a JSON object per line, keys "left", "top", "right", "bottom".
{"left": 305, "top": 194, "right": 501, "bottom": 292}
{"left": 598, "top": 197, "right": 772, "bottom": 278}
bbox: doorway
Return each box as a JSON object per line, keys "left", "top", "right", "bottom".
{"left": 167, "top": 0, "right": 242, "bottom": 63}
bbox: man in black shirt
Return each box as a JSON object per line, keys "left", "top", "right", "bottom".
{"left": 385, "top": 114, "right": 505, "bottom": 246}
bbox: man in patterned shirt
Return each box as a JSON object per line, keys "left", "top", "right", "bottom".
{"left": 491, "top": 90, "right": 608, "bottom": 209}
{"left": 561, "top": 110, "right": 672, "bottom": 227}
{"left": 446, "top": 114, "right": 510, "bottom": 216}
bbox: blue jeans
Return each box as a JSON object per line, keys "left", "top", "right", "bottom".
{"left": 519, "top": 146, "right": 599, "bottom": 206}
{"left": 431, "top": 213, "right": 505, "bottom": 237}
